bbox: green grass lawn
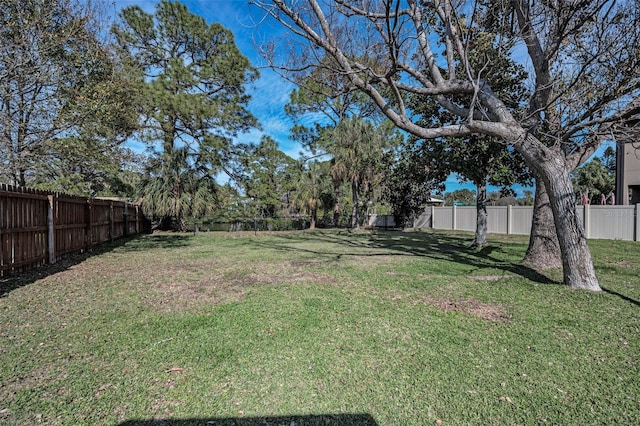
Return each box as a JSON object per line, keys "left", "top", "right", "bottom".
{"left": 1, "top": 230, "right": 638, "bottom": 425}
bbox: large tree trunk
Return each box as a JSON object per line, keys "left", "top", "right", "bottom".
{"left": 470, "top": 181, "right": 488, "bottom": 248}
{"left": 511, "top": 132, "right": 600, "bottom": 291}
{"left": 522, "top": 176, "right": 562, "bottom": 269}
{"left": 538, "top": 157, "right": 600, "bottom": 291}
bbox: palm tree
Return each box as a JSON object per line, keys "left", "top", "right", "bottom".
{"left": 293, "top": 161, "right": 332, "bottom": 229}
{"left": 328, "top": 118, "right": 392, "bottom": 228}
{"left": 138, "top": 146, "right": 217, "bottom": 231}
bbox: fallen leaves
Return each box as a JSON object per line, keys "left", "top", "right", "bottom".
{"left": 94, "top": 383, "right": 112, "bottom": 398}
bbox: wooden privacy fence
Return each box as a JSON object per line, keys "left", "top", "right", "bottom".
{"left": 0, "top": 184, "right": 148, "bottom": 277}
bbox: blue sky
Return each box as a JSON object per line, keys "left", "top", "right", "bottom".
{"left": 111, "top": 0, "right": 610, "bottom": 197}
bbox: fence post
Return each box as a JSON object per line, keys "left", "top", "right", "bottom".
{"left": 431, "top": 205, "right": 435, "bottom": 228}
{"left": 452, "top": 205, "right": 457, "bottom": 231}
{"left": 583, "top": 204, "right": 590, "bottom": 239}
{"left": 635, "top": 204, "right": 640, "bottom": 241}
{"left": 86, "top": 199, "right": 92, "bottom": 251}
{"left": 47, "top": 194, "right": 56, "bottom": 264}
{"left": 123, "top": 204, "right": 129, "bottom": 237}
{"left": 109, "top": 202, "right": 114, "bottom": 242}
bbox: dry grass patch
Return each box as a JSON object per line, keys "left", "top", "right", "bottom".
{"left": 133, "top": 269, "right": 338, "bottom": 313}
{"left": 469, "top": 274, "right": 514, "bottom": 281}
{"left": 30, "top": 244, "right": 341, "bottom": 313}
{"left": 417, "top": 296, "right": 511, "bottom": 322}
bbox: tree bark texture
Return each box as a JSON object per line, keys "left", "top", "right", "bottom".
{"left": 536, "top": 155, "right": 601, "bottom": 291}
{"left": 471, "top": 182, "right": 488, "bottom": 248}
{"left": 522, "top": 176, "right": 562, "bottom": 269}
{"left": 310, "top": 207, "right": 317, "bottom": 229}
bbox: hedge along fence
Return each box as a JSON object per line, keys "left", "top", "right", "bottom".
{"left": 0, "top": 184, "right": 148, "bottom": 277}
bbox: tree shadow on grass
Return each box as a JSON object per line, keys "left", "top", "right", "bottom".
{"left": 371, "top": 231, "right": 558, "bottom": 285}
{"left": 114, "top": 233, "right": 193, "bottom": 252}
{"left": 253, "top": 230, "right": 559, "bottom": 286}
{"left": 601, "top": 286, "right": 640, "bottom": 307}
{"left": 0, "top": 233, "right": 191, "bottom": 298}
{"left": 117, "top": 413, "right": 378, "bottom": 425}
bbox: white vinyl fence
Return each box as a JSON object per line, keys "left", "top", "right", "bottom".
{"left": 367, "top": 214, "right": 397, "bottom": 228}
{"left": 408, "top": 204, "right": 640, "bottom": 241}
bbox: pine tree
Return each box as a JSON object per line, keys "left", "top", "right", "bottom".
{"left": 113, "top": 0, "right": 258, "bottom": 227}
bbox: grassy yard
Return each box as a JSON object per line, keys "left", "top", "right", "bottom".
{"left": 1, "top": 229, "right": 638, "bottom": 425}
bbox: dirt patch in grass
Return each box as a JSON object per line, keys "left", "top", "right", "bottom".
{"left": 469, "top": 274, "right": 513, "bottom": 281}
{"left": 287, "top": 260, "right": 327, "bottom": 268}
{"left": 417, "top": 296, "right": 511, "bottom": 322}
{"left": 145, "top": 279, "right": 244, "bottom": 312}
{"left": 249, "top": 272, "right": 336, "bottom": 286}
{"left": 143, "top": 270, "right": 337, "bottom": 312}
{"left": 346, "top": 255, "right": 399, "bottom": 267}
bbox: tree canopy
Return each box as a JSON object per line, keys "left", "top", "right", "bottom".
{"left": 0, "top": 0, "right": 138, "bottom": 190}
{"left": 382, "top": 140, "right": 443, "bottom": 225}
{"left": 444, "top": 189, "right": 477, "bottom": 206}
{"left": 113, "top": 0, "right": 258, "bottom": 149}
{"left": 238, "top": 135, "right": 298, "bottom": 219}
